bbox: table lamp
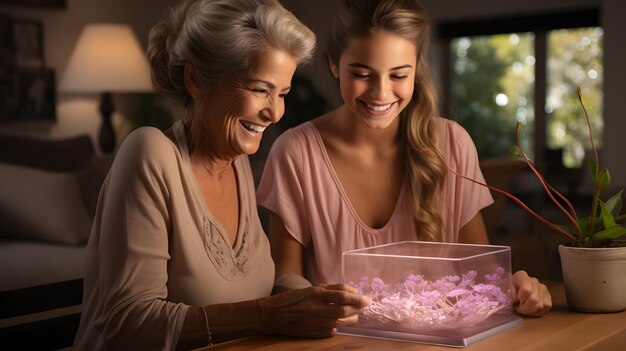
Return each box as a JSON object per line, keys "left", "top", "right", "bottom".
{"left": 59, "top": 23, "right": 153, "bottom": 153}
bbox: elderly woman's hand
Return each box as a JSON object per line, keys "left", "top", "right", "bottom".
{"left": 511, "top": 270, "right": 552, "bottom": 316}
{"left": 259, "top": 283, "right": 370, "bottom": 338}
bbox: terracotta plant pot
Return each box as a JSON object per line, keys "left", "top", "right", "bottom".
{"left": 558, "top": 244, "right": 626, "bottom": 313}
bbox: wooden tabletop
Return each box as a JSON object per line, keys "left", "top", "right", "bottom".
{"left": 200, "top": 282, "right": 626, "bottom": 351}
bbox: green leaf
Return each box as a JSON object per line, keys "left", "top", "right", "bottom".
{"left": 577, "top": 216, "right": 591, "bottom": 235}
{"left": 579, "top": 214, "right": 606, "bottom": 236}
{"left": 577, "top": 216, "right": 589, "bottom": 229}
{"left": 603, "top": 190, "right": 623, "bottom": 218}
{"left": 598, "top": 168, "right": 611, "bottom": 190}
{"left": 508, "top": 145, "right": 522, "bottom": 160}
{"left": 600, "top": 202, "right": 617, "bottom": 228}
{"left": 592, "top": 224, "right": 626, "bottom": 241}
{"left": 587, "top": 157, "right": 598, "bottom": 183}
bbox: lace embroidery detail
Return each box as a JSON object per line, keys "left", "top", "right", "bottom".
{"left": 203, "top": 216, "right": 253, "bottom": 280}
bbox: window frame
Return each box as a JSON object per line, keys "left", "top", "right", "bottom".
{"left": 437, "top": 8, "right": 600, "bottom": 167}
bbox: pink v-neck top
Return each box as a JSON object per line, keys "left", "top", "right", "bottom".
{"left": 257, "top": 117, "right": 493, "bottom": 284}
{"left": 74, "top": 121, "right": 274, "bottom": 350}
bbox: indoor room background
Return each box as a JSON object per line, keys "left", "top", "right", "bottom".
{"left": 0, "top": 0, "right": 624, "bottom": 348}
{"left": 0, "top": 0, "right": 624, "bottom": 184}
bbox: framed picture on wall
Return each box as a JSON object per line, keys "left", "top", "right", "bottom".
{"left": 0, "top": 0, "right": 66, "bottom": 8}
{"left": 0, "top": 14, "right": 17, "bottom": 122}
{"left": 15, "top": 68, "right": 56, "bottom": 123}
{"left": 12, "top": 18, "right": 44, "bottom": 68}
{"left": 0, "top": 14, "right": 13, "bottom": 66}
{"left": 0, "top": 72, "right": 18, "bottom": 123}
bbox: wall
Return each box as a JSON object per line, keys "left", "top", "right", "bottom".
{"left": 281, "top": 0, "right": 626, "bottom": 189}
{"left": 1, "top": 0, "right": 623, "bottom": 187}
{"left": 599, "top": 0, "right": 626, "bottom": 191}
{"left": 0, "top": 0, "right": 173, "bottom": 149}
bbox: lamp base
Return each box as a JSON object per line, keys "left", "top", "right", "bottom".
{"left": 99, "top": 92, "right": 116, "bottom": 153}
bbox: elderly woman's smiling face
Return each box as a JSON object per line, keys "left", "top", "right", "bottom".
{"left": 189, "top": 48, "right": 297, "bottom": 158}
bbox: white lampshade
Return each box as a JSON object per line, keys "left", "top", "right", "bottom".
{"left": 59, "top": 23, "right": 153, "bottom": 93}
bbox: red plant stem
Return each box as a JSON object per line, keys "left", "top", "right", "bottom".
{"left": 519, "top": 158, "right": 579, "bottom": 221}
{"left": 438, "top": 155, "right": 577, "bottom": 241}
{"left": 578, "top": 87, "right": 599, "bottom": 172}
{"left": 514, "top": 123, "right": 582, "bottom": 235}
{"left": 545, "top": 181, "right": 578, "bottom": 219}
{"left": 578, "top": 87, "right": 600, "bottom": 235}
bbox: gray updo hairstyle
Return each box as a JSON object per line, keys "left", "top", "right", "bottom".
{"left": 147, "top": 0, "right": 316, "bottom": 105}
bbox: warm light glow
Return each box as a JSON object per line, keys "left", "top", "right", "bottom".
{"left": 555, "top": 126, "right": 566, "bottom": 139}
{"left": 516, "top": 107, "right": 527, "bottom": 122}
{"left": 588, "top": 69, "right": 598, "bottom": 79}
{"left": 456, "top": 37, "right": 471, "bottom": 58}
{"left": 495, "top": 93, "right": 509, "bottom": 106}
{"left": 59, "top": 24, "right": 153, "bottom": 93}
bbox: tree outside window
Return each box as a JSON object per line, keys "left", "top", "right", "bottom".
{"left": 441, "top": 10, "right": 603, "bottom": 170}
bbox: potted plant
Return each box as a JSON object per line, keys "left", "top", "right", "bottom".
{"left": 447, "top": 87, "right": 626, "bottom": 312}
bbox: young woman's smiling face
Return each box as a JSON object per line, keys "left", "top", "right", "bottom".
{"left": 331, "top": 31, "right": 417, "bottom": 130}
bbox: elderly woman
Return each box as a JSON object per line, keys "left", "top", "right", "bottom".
{"left": 72, "top": 0, "right": 368, "bottom": 349}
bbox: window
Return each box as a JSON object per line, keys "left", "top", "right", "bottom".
{"left": 439, "top": 9, "right": 602, "bottom": 168}
{"left": 449, "top": 33, "right": 535, "bottom": 160}
{"left": 546, "top": 27, "right": 603, "bottom": 167}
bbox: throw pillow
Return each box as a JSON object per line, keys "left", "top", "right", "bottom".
{"left": 0, "top": 162, "right": 92, "bottom": 245}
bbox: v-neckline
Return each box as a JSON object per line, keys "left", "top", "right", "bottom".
{"left": 172, "top": 120, "right": 246, "bottom": 251}
{"left": 306, "top": 122, "right": 406, "bottom": 233}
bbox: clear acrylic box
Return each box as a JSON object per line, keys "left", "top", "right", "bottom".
{"left": 338, "top": 241, "right": 521, "bottom": 347}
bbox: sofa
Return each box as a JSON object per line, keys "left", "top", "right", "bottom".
{"left": 0, "top": 132, "right": 109, "bottom": 349}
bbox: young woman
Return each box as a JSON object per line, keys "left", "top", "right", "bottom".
{"left": 73, "top": 1, "right": 368, "bottom": 349}
{"left": 258, "top": 0, "right": 551, "bottom": 316}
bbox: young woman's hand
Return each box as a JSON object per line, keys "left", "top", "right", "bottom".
{"left": 511, "top": 270, "right": 552, "bottom": 316}
{"left": 259, "top": 283, "right": 370, "bottom": 338}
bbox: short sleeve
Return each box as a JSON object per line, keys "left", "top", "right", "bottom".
{"left": 257, "top": 129, "right": 311, "bottom": 246}
{"left": 447, "top": 121, "right": 494, "bottom": 227}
